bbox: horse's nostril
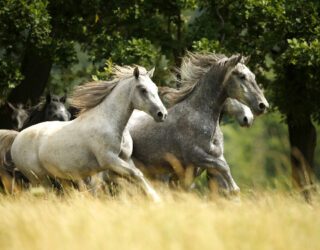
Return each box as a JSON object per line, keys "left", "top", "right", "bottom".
{"left": 157, "top": 111, "right": 163, "bottom": 118}
{"left": 259, "top": 103, "right": 266, "bottom": 111}
{"left": 243, "top": 117, "right": 248, "bottom": 124}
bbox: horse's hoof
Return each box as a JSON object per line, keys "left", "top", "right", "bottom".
{"left": 230, "top": 195, "right": 241, "bottom": 204}
{"left": 231, "top": 186, "right": 240, "bottom": 196}
{"left": 153, "top": 195, "right": 162, "bottom": 203}
{"left": 150, "top": 192, "right": 162, "bottom": 203}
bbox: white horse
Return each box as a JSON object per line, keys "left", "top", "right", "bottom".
{"left": 9, "top": 66, "right": 167, "bottom": 201}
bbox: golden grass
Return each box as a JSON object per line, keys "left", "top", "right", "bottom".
{"left": 0, "top": 186, "right": 319, "bottom": 250}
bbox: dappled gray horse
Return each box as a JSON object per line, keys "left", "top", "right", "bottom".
{"left": 128, "top": 97, "right": 254, "bottom": 191}
{"left": 3, "top": 66, "right": 167, "bottom": 201}
{"left": 129, "top": 53, "right": 268, "bottom": 194}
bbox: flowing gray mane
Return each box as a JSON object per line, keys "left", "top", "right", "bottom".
{"left": 160, "top": 52, "right": 232, "bottom": 106}
{"left": 70, "top": 65, "right": 148, "bottom": 115}
{"left": 179, "top": 52, "right": 228, "bottom": 86}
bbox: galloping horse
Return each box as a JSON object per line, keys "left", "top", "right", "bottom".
{"left": 129, "top": 53, "right": 268, "bottom": 194}
{"left": 7, "top": 66, "right": 166, "bottom": 201}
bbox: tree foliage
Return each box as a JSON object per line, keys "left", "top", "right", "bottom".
{"left": 189, "top": 0, "right": 320, "bottom": 123}
{"left": 0, "top": 0, "right": 51, "bottom": 97}
{"left": 0, "top": 0, "right": 198, "bottom": 99}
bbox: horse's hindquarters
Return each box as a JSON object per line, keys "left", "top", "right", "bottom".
{"left": 11, "top": 130, "right": 46, "bottom": 183}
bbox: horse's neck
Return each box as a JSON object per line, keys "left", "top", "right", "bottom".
{"left": 184, "top": 70, "right": 227, "bottom": 126}
{"left": 93, "top": 80, "right": 134, "bottom": 137}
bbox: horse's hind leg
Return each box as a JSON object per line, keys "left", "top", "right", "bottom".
{"left": 0, "top": 173, "right": 20, "bottom": 194}
{"left": 78, "top": 175, "right": 105, "bottom": 197}
{"left": 0, "top": 154, "right": 24, "bottom": 194}
{"left": 100, "top": 171, "right": 121, "bottom": 197}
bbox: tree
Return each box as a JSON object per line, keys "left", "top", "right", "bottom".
{"left": 0, "top": 0, "right": 196, "bottom": 128}
{"left": 189, "top": 0, "right": 320, "bottom": 198}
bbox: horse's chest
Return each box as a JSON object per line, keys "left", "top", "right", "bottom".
{"left": 209, "top": 142, "right": 223, "bottom": 158}
{"left": 120, "top": 132, "right": 133, "bottom": 160}
{"left": 185, "top": 123, "right": 214, "bottom": 148}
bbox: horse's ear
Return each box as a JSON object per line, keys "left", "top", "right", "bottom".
{"left": 60, "top": 94, "right": 67, "bottom": 103}
{"left": 242, "top": 55, "right": 251, "bottom": 64}
{"left": 226, "top": 55, "right": 242, "bottom": 68}
{"left": 17, "top": 103, "right": 24, "bottom": 109}
{"left": 133, "top": 67, "right": 139, "bottom": 79}
{"left": 46, "top": 93, "right": 52, "bottom": 103}
{"left": 147, "top": 67, "right": 155, "bottom": 78}
{"left": 26, "top": 99, "right": 31, "bottom": 108}
{"left": 7, "top": 102, "right": 17, "bottom": 111}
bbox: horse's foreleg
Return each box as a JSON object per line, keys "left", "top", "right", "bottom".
{"left": 207, "top": 169, "right": 231, "bottom": 197}
{"left": 98, "top": 153, "right": 161, "bottom": 202}
{"left": 207, "top": 161, "right": 240, "bottom": 195}
{"left": 216, "top": 155, "right": 240, "bottom": 196}
{"left": 194, "top": 147, "right": 240, "bottom": 195}
{"left": 127, "top": 159, "right": 161, "bottom": 202}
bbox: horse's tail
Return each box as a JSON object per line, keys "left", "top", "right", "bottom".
{"left": 0, "top": 130, "right": 19, "bottom": 194}
{"left": 0, "top": 129, "right": 18, "bottom": 162}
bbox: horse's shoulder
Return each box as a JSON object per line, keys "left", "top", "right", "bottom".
{"left": 89, "top": 128, "right": 123, "bottom": 154}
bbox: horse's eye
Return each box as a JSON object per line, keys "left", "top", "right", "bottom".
{"left": 140, "top": 88, "right": 147, "bottom": 95}
{"left": 239, "top": 74, "right": 246, "bottom": 80}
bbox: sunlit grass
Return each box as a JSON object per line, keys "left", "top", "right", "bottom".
{"left": 0, "top": 185, "right": 319, "bottom": 250}
{"left": 0, "top": 112, "right": 319, "bottom": 250}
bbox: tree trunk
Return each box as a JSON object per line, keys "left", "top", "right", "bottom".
{"left": 0, "top": 106, "right": 14, "bottom": 129}
{"left": 287, "top": 113, "right": 317, "bottom": 201}
{"left": 173, "top": 12, "right": 183, "bottom": 88}
{"left": 0, "top": 45, "right": 52, "bottom": 129}
{"left": 8, "top": 45, "right": 53, "bottom": 105}
{"left": 173, "top": 12, "right": 182, "bottom": 68}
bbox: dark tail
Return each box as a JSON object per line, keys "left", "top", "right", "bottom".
{"left": 0, "top": 130, "right": 19, "bottom": 193}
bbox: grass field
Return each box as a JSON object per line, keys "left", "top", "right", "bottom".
{"left": 0, "top": 185, "right": 319, "bottom": 250}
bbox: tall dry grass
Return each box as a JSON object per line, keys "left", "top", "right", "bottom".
{"left": 0, "top": 185, "right": 319, "bottom": 250}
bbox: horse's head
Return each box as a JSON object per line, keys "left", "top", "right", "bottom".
{"left": 130, "top": 67, "right": 168, "bottom": 122}
{"left": 44, "top": 93, "right": 71, "bottom": 121}
{"left": 223, "top": 98, "right": 254, "bottom": 127}
{"left": 224, "top": 55, "right": 269, "bottom": 116}
{"left": 7, "top": 102, "right": 29, "bottom": 130}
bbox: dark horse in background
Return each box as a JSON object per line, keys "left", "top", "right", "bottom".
{"left": 3, "top": 93, "right": 70, "bottom": 131}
